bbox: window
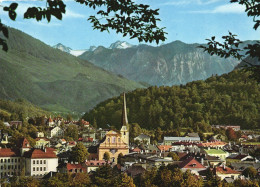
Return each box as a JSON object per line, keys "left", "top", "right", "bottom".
{"left": 1, "top": 166, "right": 3, "bottom": 170}
{"left": 11, "top": 159, "right": 13, "bottom": 163}
{"left": 107, "top": 138, "right": 110, "bottom": 143}
{"left": 44, "top": 160, "right": 46, "bottom": 164}
{"left": 37, "top": 160, "right": 39, "bottom": 164}
{"left": 33, "top": 160, "right": 35, "bottom": 164}
{"left": 15, "top": 159, "right": 17, "bottom": 163}
{"left": 40, "top": 167, "right": 42, "bottom": 171}
{"left": 8, "top": 159, "right": 10, "bottom": 163}
{"left": 40, "top": 160, "right": 42, "bottom": 164}
{"left": 112, "top": 136, "right": 116, "bottom": 143}
{"left": 37, "top": 167, "right": 39, "bottom": 171}
{"left": 44, "top": 167, "right": 46, "bottom": 171}
{"left": 33, "top": 167, "right": 35, "bottom": 171}
{"left": 0, "top": 159, "right": 2, "bottom": 163}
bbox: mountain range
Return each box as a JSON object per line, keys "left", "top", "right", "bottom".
{"left": 79, "top": 41, "right": 242, "bottom": 86}
{"left": 0, "top": 27, "right": 144, "bottom": 113}
{"left": 52, "top": 40, "right": 134, "bottom": 57}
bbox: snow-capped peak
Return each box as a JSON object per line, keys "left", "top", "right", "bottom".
{"left": 109, "top": 41, "right": 134, "bottom": 49}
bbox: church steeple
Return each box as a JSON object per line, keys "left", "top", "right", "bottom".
{"left": 121, "top": 92, "right": 128, "bottom": 126}
{"left": 120, "top": 92, "right": 129, "bottom": 146}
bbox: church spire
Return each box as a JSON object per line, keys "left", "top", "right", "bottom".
{"left": 121, "top": 92, "right": 128, "bottom": 126}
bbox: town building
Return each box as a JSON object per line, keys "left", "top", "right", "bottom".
{"left": 134, "top": 134, "right": 151, "bottom": 144}
{"left": 164, "top": 137, "right": 201, "bottom": 145}
{"left": 24, "top": 148, "right": 58, "bottom": 177}
{"left": 95, "top": 93, "right": 129, "bottom": 162}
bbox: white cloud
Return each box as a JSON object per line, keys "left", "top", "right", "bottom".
{"left": 161, "top": 0, "right": 223, "bottom": 6}
{"left": 189, "top": 3, "right": 245, "bottom": 14}
{"left": 64, "top": 9, "right": 85, "bottom": 19}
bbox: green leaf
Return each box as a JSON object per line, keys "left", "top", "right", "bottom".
{"left": 10, "top": 3, "right": 18, "bottom": 11}
{"left": 9, "top": 11, "right": 17, "bottom": 21}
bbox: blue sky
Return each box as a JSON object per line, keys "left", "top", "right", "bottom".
{"left": 0, "top": 0, "right": 259, "bottom": 49}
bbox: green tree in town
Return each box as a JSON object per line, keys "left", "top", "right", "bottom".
{"left": 242, "top": 166, "right": 258, "bottom": 179}
{"left": 71, "top": 142, "right": 89, "bottom": 163}
{"left": 167, "top": 152, "right": 180, "bottom": 161}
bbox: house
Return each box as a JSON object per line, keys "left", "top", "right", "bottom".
{"left": 46, "top": 117, "right": 55, "bottom": 127}
{"left": 67, "top": 141, "right": 77, "bottom": 150}
{"left": 212, "top": 125, "right": 240, "bottom": 131}
{"left": 24, "top": 148, "right": 58, "bottom": 177}
{"left": 139, "top": 144, "right": 159, "bottom": 153}
{"left": 85, "top": 160, "right": 111, "bottom": 173}
{"left": 47, "top": 126, "right": 64, "bottom": 138}
{"left": 214, "top": 165, "right": 240, "bottom": 180}
{"left": 3, "top": 122, "right": 10, "bottom": 128}
{"left": 35, "top": 137, "right": 50, "bottom": 148}
{"left": 9, "top": 121, "right": 23, "bottom": 128}
{"left": 203, "top": 148, "right": 229, "bottom": 161}
{"left": 157, "top": 145, "right": 172, "bottom": 152}
{"left": 36, "top": 132, "right": 45, "bottom": 138}
{"left": 134, "top": 134, "right": 150, "bottom": 144}
{"left": 198, "top": 141, "right": 227, "bottom": 149}
{"left": 164, "top": 137, "right": 200, "bottom": 145}
{"left": 179, "top": 157, "right": 206, "bottom": 174}
{"left": 171, "top": 142, "right": 198, "bottom": 152}
{"left": 1, "top": 133, "right": 9, "bottom": 144}
{"left": 57, "top": 162, "right": 86, "bottom": 173}
{"left": 0, "top": 148, "right": 23, "bottom": 178}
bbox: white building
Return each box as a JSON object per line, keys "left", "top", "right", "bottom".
{"left": 24, "top": 148, "right": 58, "bottom": 177}
{"left": 0, "top": 148, "right": 23, "bottom": 178}
{"left": 48, "top": 126, "right": 64, "bottom": 138}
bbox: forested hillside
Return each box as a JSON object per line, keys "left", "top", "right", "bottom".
{"left": 0, "top": 27, "right": 144, "bottom": 113}
{"left": 0, "top": 99, "right": 50, "bottom": 121}
{"left": 83, "top": 70, "right": 260, "bottom": 130}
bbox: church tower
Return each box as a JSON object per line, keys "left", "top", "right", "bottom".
{"left": 120, "top": 92, "right": 129, "bottom": 146}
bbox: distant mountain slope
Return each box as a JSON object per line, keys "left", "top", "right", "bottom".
{"left": 0, "top": 27, "right": 144, "bottom": 113}
{"left": 83, "top": 70, "right": 260, "bottom": 130}
{"left": 79, "top": 41, "right": 241, "bottom": 86}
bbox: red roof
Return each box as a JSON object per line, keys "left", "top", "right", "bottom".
{"left": 48, "top": 117, "right": 53, "bottom": 123}
{"left": 198, "top": 141, "right": 226, "bottom": 147}
{"left": 157, "top": 145, "right": 172, "bottom": 151}
{"left": 68, "top": 141, "right": 76, "bottom": 146}
{"left": 0, "top": 148, "right": 19, "bottom": 157}
{"left": 179, "top": 157, "right": 205, "bottom": 169}
{"left": 85, "top": 160, "right": 110, "bottom": 166}
{"left": 24, "top": 148, "right": 57, "bottom": 158}
{"left": 215, "top": 166, "right": 240, "bottom": 174}
{"left": 132, "top": 147, "right": 141, "bottom": 152}
{"left": 67, "top": 163, "right": 86, "bottom": 172}
{"left": 21, "top": 138, "right": 31, "bottom": 148}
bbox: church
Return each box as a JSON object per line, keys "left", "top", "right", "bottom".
{"left": 89, "top": 93, "right": 129, "bottom": 162}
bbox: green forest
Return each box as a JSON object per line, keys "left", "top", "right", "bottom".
{"left": 83, "top": 70, "right": 260, "bottom": 131}
{"left": 0, "top": 98, "right": 50, "bottom": 122}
